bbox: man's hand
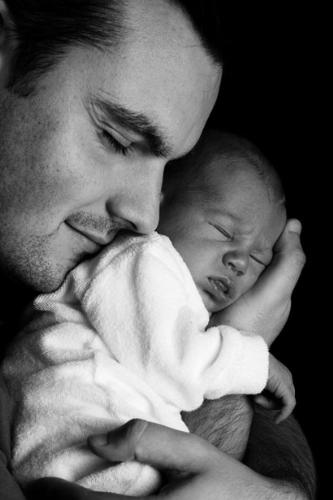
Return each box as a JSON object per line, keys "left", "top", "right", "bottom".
{"left": 209, "top": 219, "right": 306, "bottom": 346}
{"left": 254, "top": 354, "right": 296, "bottom": 424}
{"left": 26, "top": 419, "right": 307, "bottom": 500}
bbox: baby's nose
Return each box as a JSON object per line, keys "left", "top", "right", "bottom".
{"left": 223, "top": 250, "right": 249, "bottom": 276}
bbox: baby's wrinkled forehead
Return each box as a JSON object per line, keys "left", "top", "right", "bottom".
{"left": 164, "top": 130, "right": 285, "bottom": 221}
{"left": 192, "top": 131, "right": 285, "bottom": 205}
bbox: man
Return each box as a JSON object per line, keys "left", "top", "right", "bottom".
{"left": 0, "top": 1, "right": 315, "bottom": 499}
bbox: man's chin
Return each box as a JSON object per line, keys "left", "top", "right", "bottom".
{"left": 2, "top": 246, "right": 101, "bottom": 300}
{"left": 0, "top": 257, "right": 69, "bottom": 296}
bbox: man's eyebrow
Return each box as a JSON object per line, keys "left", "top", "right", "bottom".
{"left": 89, "top": 95, "right": 172, "bottom": 158}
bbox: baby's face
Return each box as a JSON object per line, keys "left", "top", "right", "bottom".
{"left": 158, "top": 162, "right": 286, "bottom": 313}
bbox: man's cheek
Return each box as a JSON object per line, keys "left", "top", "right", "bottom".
{"left": 25, "top": 164, "right": 84, "bottom": 218}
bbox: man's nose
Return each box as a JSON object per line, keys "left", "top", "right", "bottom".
{"left": 131, "top": 186, "right": 161, "bottom": 234}
{"left": 222, "top": 250, "right": 249, "bottom": 276}
{"left": 107, "top": 163, "right": 164, "bottom": 235}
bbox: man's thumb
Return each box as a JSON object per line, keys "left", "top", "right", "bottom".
{"left": 88, "top": 419, "right": 213, "bottom": 474}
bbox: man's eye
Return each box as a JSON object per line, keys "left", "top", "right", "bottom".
{"left": 101, "top": 130, "right": 132, "bottom": 156}
{"left": 250, "top": 254, "right": 267, "bottom": 267}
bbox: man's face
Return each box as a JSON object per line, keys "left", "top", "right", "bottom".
{"left": 0, "top": 0, "right": 221, "bottom": 293}
{"left": 158, "top": 162, "right": 286, "bottom": 313}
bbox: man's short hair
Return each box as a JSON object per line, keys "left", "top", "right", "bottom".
{"left": 5, "top": 0, "right": 222, "bottom": 95}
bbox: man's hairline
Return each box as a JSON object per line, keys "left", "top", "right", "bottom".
{"left": 8, "top": 0, "right": 223, "bottom": 98}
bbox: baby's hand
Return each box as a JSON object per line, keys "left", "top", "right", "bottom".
{"left": 253, "top": 354, "right": 296, "bottom": 423}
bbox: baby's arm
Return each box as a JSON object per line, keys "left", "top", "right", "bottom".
{"left": 254, "top": 353, "right": 296, "bottom": 423}
{"left": 99, "top": 235, "right": 271, "bottom": 409}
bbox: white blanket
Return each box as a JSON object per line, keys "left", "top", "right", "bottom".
{"left": 2, "top": 232, "right": 268, "bottom": 495}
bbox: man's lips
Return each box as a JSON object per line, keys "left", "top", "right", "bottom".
{"left": 65, "top": 221, "right": 119, "bottom": 251}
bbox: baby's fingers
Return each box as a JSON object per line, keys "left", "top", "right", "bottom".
{"left": 253, "top": 393, "right": 278, "bottom": 409}
{"left": 275, "top": 389, "right": 296, "bottom": 424}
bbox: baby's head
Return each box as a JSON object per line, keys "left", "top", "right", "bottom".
{"left": 158, "top": 130, "right": 286, "bottom": 313}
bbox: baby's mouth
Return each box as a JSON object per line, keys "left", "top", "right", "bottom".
{"left": 208, "top": 276, "right": 231, "bottom": 299}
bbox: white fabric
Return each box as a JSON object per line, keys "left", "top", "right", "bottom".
{"left": 2, "top": 232, "right": 268, "bottom": 495}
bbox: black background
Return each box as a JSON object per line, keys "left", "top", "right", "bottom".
{"left": 208, "top": 5, "right": 323, "bottom": 497}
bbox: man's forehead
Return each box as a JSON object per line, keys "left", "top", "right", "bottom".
{"left": 69, "top": 0, "right": 221, "bottom": 160}
{"left": 88, "top": 76, "right": 220, "bottom": 162}
{"left": 117, "top": 2, "right": 221, "bottom": 152}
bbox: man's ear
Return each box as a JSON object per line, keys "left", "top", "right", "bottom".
{"left": 0, "top": 0, "right": 16, "bottom": 88}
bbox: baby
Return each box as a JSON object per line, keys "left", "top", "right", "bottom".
{"left": 1, "top": 130, "right": 294, "bottom": 496}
